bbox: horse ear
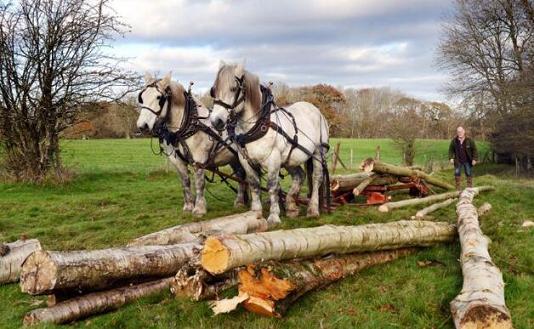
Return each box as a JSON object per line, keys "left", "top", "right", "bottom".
{"left": 144, "top": 72, "right": 154, "bottom": 85}
{"left": 236, "top": 62, "right": 245, "bottom": 78}
{"left": 219, "top": 60, "right": 226, "bottom": 69}
{"left": 161, "top": 72, "right": 172, "bottom": 88}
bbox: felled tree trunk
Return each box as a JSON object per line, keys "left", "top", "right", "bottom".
{"left": 361, "top": 158, "right": 455, "bottom": 190}
{"left": 129, "top": 211, "right": 268, "bottom": 247}
{"left": 171, "top": 265, "right": 238, "bottom": 301}
{"left": 352, "top": 174, "right": 376, "bottom": 196}
{"left": 330, "top": 173, "right": 397, "bottom": 193}
{"left": 450, "top": 189, "right": 512, "bottom": 329}
{"left": 20, "top": 243, "right": 201, "bottom": 295}
{"left": 378, "top": 186, "right": 494, "bottom": 213}
{"left": 236, "top": 248, "right": 416, "bottom": 317}
{"left": 201, "top": 220, "right": 456, "bottom": 274}
{"left": 413, "top": 198, "right": 456, "bottom": 219}
{"left": 23, "top": 277, "right": 173, "bottom": 326}
{"left": 0, "top": 239, "right": 41, "bottom": 284}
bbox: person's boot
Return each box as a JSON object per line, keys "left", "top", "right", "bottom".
{"left": 455, "top": 176, "right": 462, "bottom": 191}
{"left": 466, "top": 176, "right": 473, "bottom": 188}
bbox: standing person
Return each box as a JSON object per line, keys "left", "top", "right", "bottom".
{"left": 449, "top": 126, "right": 478, "bottom": 190}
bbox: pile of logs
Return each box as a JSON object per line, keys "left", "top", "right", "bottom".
{"left": 5, "top": 185, "right": 511, "bottom": 327}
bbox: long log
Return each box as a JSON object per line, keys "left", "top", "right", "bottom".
{"left": 413, "top": 198, "right": 457, "bottom": 219}
{"left": 330, "top": 173, "right": 397, "bottom": 193}
{"left": 129, "top": 211, "right": 269, "bottom": 246}
{"left": 23, "top": 277, "right": 173, "bottom": 326}
{"left": 0, "top": 239, "right": 41, "bottom": 284}
{"left": 201, "top": 220, "right": 456, "bottom": 274}
{"left": 378, "top": 186, "right": 494, "bottom": 213}
{"left": 20, "top": 243, "right": 201, "bottom": 295}
{"left": 236, "top": 248, "right": 417, "bottom": 317}
{"left": 450, "top": 189, "right": 512, "bottom": 329}
{"left": 171, "top": 265, "right": 238, "bottom": 301}
{"left": 361, "top": 158, "right": 455, "bottom": 190}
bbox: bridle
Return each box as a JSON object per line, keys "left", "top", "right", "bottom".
{"left": 138, "top": 80, "right": 172, "bottom": 117}
{"left": 210, "top": 75, "right": 246, "bottom": 121}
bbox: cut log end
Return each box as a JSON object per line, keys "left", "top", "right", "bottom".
{"left": 20, "top": 251, "right": 57, "bottom": 295}
{"left": 360, "top": 158, "right": 375, "bottom": 172}
{"left": 243, "top": 296, "right": 279, "bottom": 318}
{"left": 460, "top": 304, "right": 512, "bottom": 329}
{"left": 201, "top": 238, "right": 229, "bottom": 275}
{"left": 377, "top": 204, "right": 389, "bottom": 212}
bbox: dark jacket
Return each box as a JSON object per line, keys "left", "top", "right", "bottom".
{"left": 449, "top": 137, "right": 478, "bottom": 166}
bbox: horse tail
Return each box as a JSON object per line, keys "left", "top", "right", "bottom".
{"left": 321, "top": 155, "right": 331, "bottom": 213}
{"left": 305, "top": 158, "right": 314, "bottom": 199}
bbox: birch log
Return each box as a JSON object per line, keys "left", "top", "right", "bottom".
{"left": 352, "top": 174, "right": 376, "bottom": 196}
{"left": 201, "top": 220, "right": 456, "bottom": 274}
{"left": 236, "top": 248, "right": 416, "bottom": 317}
{"left": 378, "top": 186, "right": 494, "bottom": 213}
{"left": 129, "top": 211, "right": 268, "bottom": 246}
{"left": 23, "top": 277, "right": 173, "bottom": 326}
{"left": 450, "top": 189, "right": 512, "bottom": 329}
{"left": 361, "top": 158, "right": 455, "bottom": 190}
{"left": 0, "top": 239, "right": 41, "bottom": 284}
{"left": 330, "top": 173, "right": 397, "bottom": 193}
{"left": 171, "top": 265, "right": 238, "bottom": 301}
{"left": 413, "top": 198, "right": 456, "bottom": 219}
{"left": 20, "top": 243, "right": 201, "bottom": 295}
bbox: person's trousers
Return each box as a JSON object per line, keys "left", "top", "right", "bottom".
{"left": 454, "top": 162, "right": 473, "bottom": 177}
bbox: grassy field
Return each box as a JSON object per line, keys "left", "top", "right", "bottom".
{"left": 0, "top": 138, "right": 532, "bottom": 329}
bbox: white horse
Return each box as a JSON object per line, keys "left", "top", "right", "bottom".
{"left": 137, "top": 72, "right": 247, "bottom": 216}
{"left": 209, "top": 62, "right": 330, "bottom": 225}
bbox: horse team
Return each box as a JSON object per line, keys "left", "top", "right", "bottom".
{"left": 136, "top": 62, "right": 330, "bottom": 225}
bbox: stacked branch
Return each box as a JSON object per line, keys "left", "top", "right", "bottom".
{"left": 201, "top": 220, "right": 456, "bottom": 275}
{"left": 330, "top": 172, "right": 397, "bottom": 193}
{"left": 129, "top": 211, "right": 268, "bottom": 246}
{"left": 234, "top": 248, "right": 417, "bottom": 317}
{"left": 361, "top": 158, "right": 455, "bottom": 190}
{"left": 24, "top": 278, "right": 173, "bottom": 325}
{"left": 450, "top": 189, "right": 512, "bottom": 329}
{"left": 378, "top": 186, "right": 494, "bottom": 213}
{"left": 0, "top": 239, "right": 41, "bottom": 284}
{"left": 412, "top": 198, "right": 457, "bottom": 219}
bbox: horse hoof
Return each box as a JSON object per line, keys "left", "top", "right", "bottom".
{"left": 183, "top": 204, "right": 194, "bottom": 212}
{"left": 307, "top": 208, "right": 320, "bottom": 218}
{"left": 286, "top": 208, "right": 300, "bottom": 218}
{"left": 267, "top": 214, "right": 281, "bottom": 226}
{"left": 233, "top": 200, "right": 246, "bottom": 208}
{"left": 192, "top": 207, "right": 207, "bottom": 217}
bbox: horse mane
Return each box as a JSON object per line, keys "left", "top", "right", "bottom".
{"left": 166, "top": 80, "right": 186, "bottom": 108}
{"left": 214, "top": 64, "right": 261, "bottom": 114}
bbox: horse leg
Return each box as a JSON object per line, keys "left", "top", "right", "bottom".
{"left": 307, "top": 153, "right": 323, "bottom": 218}
{"left": 285, "top": 166, "right": 304, "bottom": 218}
{"left": 168, "top": 156, "right": 194, "bottom": 212}
{"left": 266, "top": 157, "right": 282, "bottom": 225}
{"left": 230, "top": 161, "right": 247, "bottom": 208}
{"left": 192, "top": 167, "right": 207, "bottom": 217}
{"left": 240, "top": 157, "right": 262, "bottom": 215}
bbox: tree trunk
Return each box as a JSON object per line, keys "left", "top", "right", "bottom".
{"left": 361, "top": 158, "right": 455, "bottom": 190}
{"left": 201, "top": 220, "right": 456, "bottom": 274}
{"left": 450, "top": 188, "right": 512, "bottom": 329}
{"left": 413, "top": 198, "right": 456, "bottom": 219}
{"left": 171, "top": 265, "right": 238, "bottom": 301}
{"left": 352, "top": 174, "right": 376, "bottom": 196}
{"left": 330, "top": 173, "right": 397, "bottom": 193}
{"left": 129, "top": 211, "right": 268, "bottom": 247}
{"left": 20, "top": 243, "right": 201, "bottom": 295}
{"left": 0, "top": 239, "right": 41, "bottom": 284}
{"left": 235, "top": 248, "right": 416, "bottom": 317}
{"left": 378, "top": 186, "right": 494, "bottom": 213}
{"left": 23, "top": 278, "right": 173, "bottom": 326}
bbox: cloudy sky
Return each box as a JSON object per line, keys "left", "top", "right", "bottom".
{"left": 112, "top": 0, "right": 453, "bottom": 101}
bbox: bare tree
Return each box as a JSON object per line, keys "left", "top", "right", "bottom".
{"left": 0, "top": 0, "right": 138, "bottom": 181}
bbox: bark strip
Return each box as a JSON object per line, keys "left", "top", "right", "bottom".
{"left": 129, "top": 211, "right": 268, "bottom": 246}
{"left": 23, "top": 278, "right": 173, "bottom": 325}
{"left": 450, "top": 188, "right": 512, "bottom": 329}
{"left": 201, "top": 220, "right": 456, "bottom": 274}
{"left": 0, "top": 239, "right": 41, "bottom": 284}
{"left": 378, "top": 186, "right": 494, "bottom": 213}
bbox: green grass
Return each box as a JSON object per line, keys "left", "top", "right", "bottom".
{"left": 0, "top": 138, "right": 532, "bottom": 329}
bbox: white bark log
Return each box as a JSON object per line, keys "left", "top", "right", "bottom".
{"left": 129, "top": 211, "right": 268, "bottom": 246}
{"left": 450, "top": 188, "right": 512, "bottom": 329}
{"left": 378, "top": 186, "right": 494, "bottom": 213}
{"left": 413, "top": 198, "right": 456, "bottom": 219}
{"left": 0, "top": 239, "right": 41, "bottom": 284}
{"left": 201, "top": 220, "right": 456, "bottom": 274}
